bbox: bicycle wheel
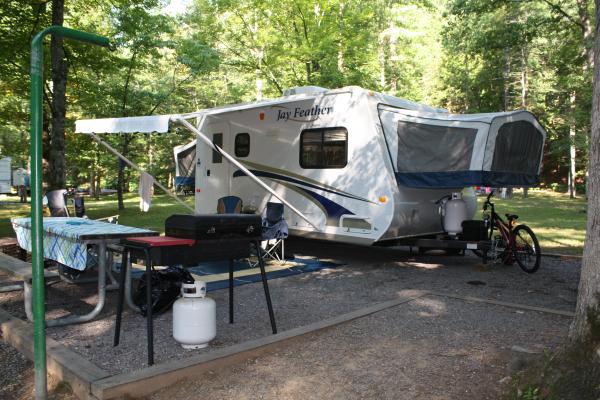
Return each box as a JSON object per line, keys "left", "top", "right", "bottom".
{"left": 512, "top": 224, "right": 541, "bottom": 273}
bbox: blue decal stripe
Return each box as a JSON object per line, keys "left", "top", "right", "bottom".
{"left": 232, "top": 169, "right": 369, "bottom": 202}
{"left": 395, "top": 171, "right": 539, "bottom": 188}
{"left": 232, "top": 169, "right": 355, "bottom": 226}
{"left": 295, "top": 187, "right": 354, "bottom": 226}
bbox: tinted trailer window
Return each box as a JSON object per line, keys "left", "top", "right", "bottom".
{"left": 300, "top": 127, "right": 348, "bottom": 168}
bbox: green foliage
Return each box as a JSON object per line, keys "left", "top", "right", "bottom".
{"left": 0, "top": 0, "right": 593, "bottom": 193}
{"left": 438, "top": 0, "right": 593, "bottom": 186}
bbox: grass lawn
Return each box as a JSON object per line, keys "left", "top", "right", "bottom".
{"left": 0, "top": 193, "right": 194, "bottom": 237}
{"left": 0, "top": 189, "right": 587, "bottom": 255}
{"left": 476, "top": 189, "right": 587, "bottom": 255}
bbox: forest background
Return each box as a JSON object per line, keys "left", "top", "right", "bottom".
{"left": 0, "top": 0, "right": 595, "bottom": 207}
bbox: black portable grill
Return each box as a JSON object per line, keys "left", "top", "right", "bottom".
{"left": 114, "top": 214, "right": 277, "bottom": 366}
{"left": 165, "top": 214, "right": 262, "bottom": 263}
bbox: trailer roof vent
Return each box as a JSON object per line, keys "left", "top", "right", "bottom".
{"left": 282, "top": 86, "right": 329, "bottom": 97}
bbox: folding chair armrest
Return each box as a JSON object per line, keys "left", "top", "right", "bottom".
{"left": 96, "top": 215, "right": 120, "bottom": 224}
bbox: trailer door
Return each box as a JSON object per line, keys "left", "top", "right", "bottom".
{"left": 195, "top": 121, "right": 230, "bottom": 213}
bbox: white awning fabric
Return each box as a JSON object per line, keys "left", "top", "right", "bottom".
{"left": 75, "top": 115, "right": 174, "bottom": 134}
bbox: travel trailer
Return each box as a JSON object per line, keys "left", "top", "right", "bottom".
{"left": 0, "top": 157, "right": 12, "bottom": 194}
{"left": 76, "top": 86, "right": 547, "bottom": 245}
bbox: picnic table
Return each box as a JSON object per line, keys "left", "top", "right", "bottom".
{"left": 11, "top": 217, "right": 158, "bottom": 326}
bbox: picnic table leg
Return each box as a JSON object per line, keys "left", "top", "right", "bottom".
{"left": 105, "top": 249, "right": 119, "bottom": 290}
{"left": 229, "top": 259, "right": 234, "bottom": 324}
{"left": 255, "top": 241, "right": 277, "bottom": 334}
{"left": 144, "top": 249, "right": 154, "bottom": 366}
{"left": 124, "top": 259, "right": 140, "bottom": 312}
{"left": 113, "top": 249, "right": 128, "bottom": 346}
{"left": 46, "top": 243, "right": 107, "bottom": 327}
{"left": 24, "top": 279, "right": 33, "bottom": 321}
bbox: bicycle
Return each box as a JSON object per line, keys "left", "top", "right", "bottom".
{"left": 476, "top": 190, "right": 541, "bottom": 273}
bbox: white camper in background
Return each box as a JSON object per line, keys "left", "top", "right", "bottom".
{"left": 76, "top": 86, "right": 547, "bottom": 245}
{"left": 0, "top": 157, "right": 12, "bottom": 194}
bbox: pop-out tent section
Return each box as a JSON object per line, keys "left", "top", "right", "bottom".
{"left": 173, "top": 140, "right": 196, "bottom": 189}
{"left": 377, "top": 107, "right": 547, "bottom": 188}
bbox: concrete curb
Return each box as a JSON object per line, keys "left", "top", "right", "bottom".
{"left": 542, "top": 252, "right": 582, "bottom": 260}
{"left": 0, "top": 308, "right": 111, "bottom": 400}
{"left": 430, "top": 292, "right": 575, "bottom": 317}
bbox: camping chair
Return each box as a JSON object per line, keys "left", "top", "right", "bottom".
{"left": 45, "top": 189, "right": 119, "bottom": 223}
{"left": 45, "top": 189, "right": 69, "bottom": 217}
{"left": 260, "top": 202, "right": 288, "bottom": 263}
{"left": 217, "top": 196, "right": 243, "bottom": 214}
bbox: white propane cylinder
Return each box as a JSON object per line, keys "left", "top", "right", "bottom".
{"left": 443, "top": 192, "right": 467, "bottom": 236}
{"left": 173, "top": 281, "right": 216, "bottom": 349}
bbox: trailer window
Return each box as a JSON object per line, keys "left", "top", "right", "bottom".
{"left": 300, "top": 128, "right": 348, "bottom": 168}
{"left": 235, "top": 133, "right": 250, "bottom": 157}
{"left": 212, "top": 133, "right": 223, "bottom": 163}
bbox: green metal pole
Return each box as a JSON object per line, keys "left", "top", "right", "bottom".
{"left": 30, "top": 26, "right": 109, "bottom": 400}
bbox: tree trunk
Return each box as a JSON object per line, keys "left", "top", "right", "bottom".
{"left": 116, "top": 50, "right": 137, "bottom": 209}
{"left": 569, "top": 92, "right": 577, "bottom": 198}
{"left": 90, "top": 168, "right": 95, "bottom": 199}
{"left": 94, "top": 173, "right": 100, "bottom": 200}
{"left": 503, "top": 48, "right": 511, "bottom": 111}
{"left": 116, "top": 136, "right": 131, "bottom": 210}
{"left": 521, "top": 47, "right": 529, "bottom": 199}
{"left": 521, "top": 46, "right": 528, "bottom": 109}
{"left": 378, "top": 38, "right": 386, "bottom": 90}
{"left": 570, "top": 1, "right": 600, "bottom": 340}
{"left": 48, "top": 0, "right": 67, "bottom": 190}
{"left": 576, "top": 0, "right": 594, "bottom": 71}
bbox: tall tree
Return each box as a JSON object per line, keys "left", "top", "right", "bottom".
{"left": 570, "top": 0, "right": 600, "bottom": 339}
{"left": 48, "top": 0, "right": 67, "bottom": 190}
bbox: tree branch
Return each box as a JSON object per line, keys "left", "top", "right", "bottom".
{"left": 147, "top": 72, "right": 194, "bottom": 115}
{"left": 538, "top": 0, "right": 585, "bottom": 30}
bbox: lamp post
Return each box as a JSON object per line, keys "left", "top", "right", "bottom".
{"left": 30, "top": 26, "right": 110, "bottom": 399}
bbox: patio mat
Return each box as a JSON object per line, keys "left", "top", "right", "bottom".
{"left": 130, "top": 258, "right": 341, "bottom": 292}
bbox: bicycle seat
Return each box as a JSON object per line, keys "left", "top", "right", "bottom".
{"left": 505, "top": 214, "right": 518, "bottom": 220}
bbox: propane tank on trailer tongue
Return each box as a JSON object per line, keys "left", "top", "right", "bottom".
{"left": 173, "top": 281, "right": 216, "bottom": 349}
{"left": 444, "top": 192, "right": 467, "bottom": 236}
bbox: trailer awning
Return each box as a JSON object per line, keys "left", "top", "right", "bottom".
{"left": 75, "top": 115, "right": 174, "bottom": 134}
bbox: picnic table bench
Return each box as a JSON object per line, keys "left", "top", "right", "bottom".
{"left": 0, "top": 251, "right": 60, "bottom": 321}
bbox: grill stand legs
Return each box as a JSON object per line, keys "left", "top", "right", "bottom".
{"left": 115, "top": 245, "right": 277, "bottom": 368}
{"left": 255, "top": 241, "right": 277, "bottom": 334}
{"left": 229, "top": 259, "right": 234, "bottom": 324}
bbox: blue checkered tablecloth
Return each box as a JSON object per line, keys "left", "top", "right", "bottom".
{"left": 11, "top": 217, "right": 157, "bottom": 271}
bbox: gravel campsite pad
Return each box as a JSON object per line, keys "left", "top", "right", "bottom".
{"left": 0, "top": 239, "right": 580, "bottom": 399}
{"left": 149, "top": 296, "right": 567, "bottom": 400}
